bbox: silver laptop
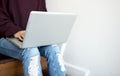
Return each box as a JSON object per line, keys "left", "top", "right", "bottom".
{"left": 7, "top": 11, "right": 77, "bottom": 48}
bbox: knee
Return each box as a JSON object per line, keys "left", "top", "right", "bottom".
{"left": 44, "top": 45, "right": 61, "bottom": 57}
{"left": 22, "top": 48, "right": 40, "bottom": 59}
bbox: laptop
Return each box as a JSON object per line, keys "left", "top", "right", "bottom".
{"left": 7, "top": 11, "right": 77, "bottom": 48}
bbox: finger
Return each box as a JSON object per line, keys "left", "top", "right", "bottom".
{"left": 21, "top": 31, "right": 25, "bottom": 38}
{"left": 18, "top": 35, "right": 23, "bottom": 41}
{"left": 21, "top": 33, "right": 24, "bottom": 39}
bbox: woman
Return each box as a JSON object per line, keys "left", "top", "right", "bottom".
{"left": 0, "top": 0, "right": 65, "bottom": 76}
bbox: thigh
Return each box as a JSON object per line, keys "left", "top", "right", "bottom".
{"left": 0, "top": 38, "right": 24, "bottom": 60}
{"left": 38, "top": 45, "right": 60, "bottom": 57}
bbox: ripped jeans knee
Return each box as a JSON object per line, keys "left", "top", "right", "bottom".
{"left": 39, "top": 45, "right": 66, "bottom": 76}
{"left": 22, "top": 48, "right": 42, "bottom": 76}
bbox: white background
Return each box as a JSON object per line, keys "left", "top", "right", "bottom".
{"left": 46, "top": 0, "right": 120, "bottom": 76}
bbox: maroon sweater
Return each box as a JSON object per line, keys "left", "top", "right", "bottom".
{"left": 0, "top": 0, "right": 47, "bottom": 38}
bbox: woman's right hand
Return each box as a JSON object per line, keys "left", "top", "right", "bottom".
{"left": 14, "top": 30, "right": 25, "bottom": 41}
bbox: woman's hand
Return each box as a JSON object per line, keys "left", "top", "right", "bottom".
{"left": 14, "top": 30, "right": 25, "bottom": 41}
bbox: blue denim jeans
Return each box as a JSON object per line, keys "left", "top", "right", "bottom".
{"left": 0, "top": 38, "right": 65, "bottom": 76}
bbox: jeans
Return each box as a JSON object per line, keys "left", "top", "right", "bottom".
{"left": 0, "top": 38, "right": 65, "bottom": 76}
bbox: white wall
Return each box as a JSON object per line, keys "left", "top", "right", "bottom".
{"left": 46, "top": 0, "right": 120, "bottom": 76}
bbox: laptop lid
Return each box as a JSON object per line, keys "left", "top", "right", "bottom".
{"left": 8, "top": 11, "right": 77, "bottom": 48}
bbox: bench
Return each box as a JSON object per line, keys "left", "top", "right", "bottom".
{"left": 0, "top": 54, "right": 48, "bottom": 76}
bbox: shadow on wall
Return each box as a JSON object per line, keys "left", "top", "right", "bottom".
{"left": 64, "top": 62, "right": 90, "bottom": 76}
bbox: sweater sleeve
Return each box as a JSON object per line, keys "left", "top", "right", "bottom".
{"left": 39, "top": 0, "right": 47, "bottom": 11}
{"left": 0, "top": 0, "right": 22, "bottom": 37}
